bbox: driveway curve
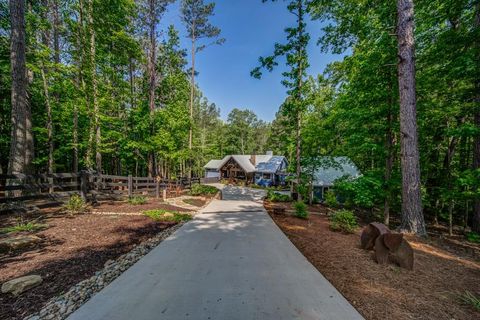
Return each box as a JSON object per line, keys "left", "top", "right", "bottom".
{"left": 68, "top": 188, "right": 363, "bottom": 320}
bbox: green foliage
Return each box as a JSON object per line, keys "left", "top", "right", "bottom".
{"left": 144, "top": 210, "right": 192, "bottom": 222}
{"left": 329, "top": 210, "right": 358, "bottom": 233}
{"left": 294, "top": 201, "right": 308, "bottom": 219}
{"left": 128, "top": 196, "right": 147, "bottom": 206}
{"left": 64, "top": 194, "right": 87, "bottom": 214}
{"left": 460, "top": 291, "right": 480, "bottom": 311}
{"left": 190, "top": 184, "right": 218, "bottom": 196}
{"left": 0, "top": 221, "right": 47, "bottom": 234}
{"left": 334, "top": 174, "right": 384, "bottom": 209}
{"left": 466, "top": 232, "right": 480, "bottom": 244}
{"left": 324, "top": 190, "right": 338, "bottom": 208}
{"left": 266, "top": 190, "right": 291, "bottom": 202}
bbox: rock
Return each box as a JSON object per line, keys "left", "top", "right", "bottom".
{"left": 0, "top": 235, "right": 41, "bottom": 252}
{"left": 1, "top": 275, "right": 42, "bottom": 296}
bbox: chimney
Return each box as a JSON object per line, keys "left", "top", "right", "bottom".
{"left": 250, "top": 154, "right": 256, "bottom": 165}
{"left": 266, "top": 150, "right": 273, "bottom": 156}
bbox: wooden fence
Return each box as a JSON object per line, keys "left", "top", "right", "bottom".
{"left": 0, "top": 172, "right": 200, "bottom": 215}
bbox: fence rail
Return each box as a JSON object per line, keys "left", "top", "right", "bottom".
{"left": 0, "top": 172, "right": 201, "bottom": 214}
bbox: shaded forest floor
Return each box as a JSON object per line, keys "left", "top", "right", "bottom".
{"left": 266, "top": 203, "right": 480, "bottom": 320}
{"left": 0, "top": 210, "right": 178, "bottom": 320}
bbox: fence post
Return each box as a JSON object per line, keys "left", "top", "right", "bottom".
{"left": 128, "top": 175, "right": 133, "bottom": 198}
{"left": 155, "top": 178, "right": 160, "bottom": 199}
{"left": 80, "top": 171, "right": 88, "bottom": 201}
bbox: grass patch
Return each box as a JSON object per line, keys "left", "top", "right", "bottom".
{"left": 0, "top": 222, "right": 47, "bottom": 234}
{"left": 190, "top": 184, "right": 218, "bottom": 196}
{"left": 460, "top": 291, "right": 480, "bottom": 310}
{"left": 144, "top": 209, "right": 192, "bottom": 222}
{"left": 329, "top": 209, "right": 358, "bottom": 233}
{"left": 128, "top": 196, "right": 147, "bottom": 205}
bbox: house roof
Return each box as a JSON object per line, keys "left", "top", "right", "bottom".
{"left": 203, "top": 154, "right": 287, "bottom": 174}
{"left": 255, "top": 156, "right": 287, "bottom": 173}
{"left": 313, "top": 157, "right": 360, "bottom": 187}
{"left": 204, "top": 159, "right": 224, "bottom": 170}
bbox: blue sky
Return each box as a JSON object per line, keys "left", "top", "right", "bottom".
{"left": 161, "top": 0, "right": 344, "bottom": 122}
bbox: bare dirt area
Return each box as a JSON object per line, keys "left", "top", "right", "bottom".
{"left": 182, "top": 198, "right": 207, "bottom": 207}
{"left": 268, "top": 209, "right": 480, "bottom": 320}
{"left": 92, "top": 198, "right": 193, "bottom": 213}
{"left": 0, "top": 213, "right": 176, "bottom": 320}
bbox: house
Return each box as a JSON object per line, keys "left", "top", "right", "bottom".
{"left": 311, "top": 157, "right": 360, "bottom": 201}
{"left": 204, "top": 151, "right": 288, "bottom": 186}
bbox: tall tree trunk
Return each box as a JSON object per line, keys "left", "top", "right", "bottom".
{"left": 147, "top": 0, "right": 157, "bottom": 177}
{"left": 384, "top": 103, "right": 394, "bottom": 226}
{"left": 8, "top": 0, "right": 28, "bottom": 174}
{"left": 396, "top": 0, "right": 426, "bottom": 236}
{"left": 73, "top": 103, "right": 78, "bottom": 172}
{"left": 87, "top": 0, "right": 101, "bottom": 173}
{"left": 188, "top": 29, "right": 196, "bottom": 179}
{"left": 472, "top": 2, "right": 480, "bottom": 233}
{"left": 295, "top": 0, "right": 305, "bottom": 201}
{"left": 40, "top": 65, "right": 53, "bottom": 176}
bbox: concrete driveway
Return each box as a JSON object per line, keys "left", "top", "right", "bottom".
{"left": 68, "top": 188, "right": 363, "bottom": 320}
{"left": 221, "top": 184, "right": 267, "bottom": 201}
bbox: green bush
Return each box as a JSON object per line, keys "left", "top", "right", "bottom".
{"left": 144, "top": 210, "right": 192, "bottom": 222}
{"left": 128, "top": 196, "right": 147, "bottom": 205}
{"left": 329, "top": 210, "right": 358, "bottom": 233}
{"left": 294, "top": 201, "right": 308, "bottom": 219}
{"left": 266, "top": 190, "right": 291, "bottom": 202}
{"left": 64, "top": 194, "right": 87, "bottom": 214}
{"left": 0, "top": 221, "right": 47, "bottom": 234}
{"left": 190, "top": 184, "right": 218, "bottom": 196}
{"left": 324, "top": 190, "right": 338, "bottom": 208}
{"left": 466, "top": 232, "right": 480, "bottom": 243}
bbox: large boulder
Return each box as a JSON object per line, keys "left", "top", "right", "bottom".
{"left": 2, "top": 275, "right": 43, "bottom": 296}
{"left": 0, "top": 235, "right": 41, "bottom": 253}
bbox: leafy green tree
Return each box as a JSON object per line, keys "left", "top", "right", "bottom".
{"left": 180, "top": 0, "right": 224, "bottom": 177}
{"left": 252, "top": 0, "right": 311, "bottom": 200}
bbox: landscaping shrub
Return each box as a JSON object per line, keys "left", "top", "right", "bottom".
{"left": 329, "top": 209, "right": 358, "bottom": 233}
{"left": 466, "top": 232, "right": 480, "bottom": 243}
{"left": 266, "top": 190, "right": 291, "bottom": 202}
{"left": 128, "top": 196, "right": 147, "bottom": 205}
{"left": 294, "top": 201, "right": 308, "bottom": 219}
{"left": 190, "top": 184, "right": 218, "bottom": 196}
{"left": 324, "top": 190, "right": 338, "bottom": 208}
{"left": 64, "top": 194, "right": 87, "bottom": 214}
{"left": 144, "top": 210, "right": 192, "bottom": 222}
{"left": 0, "top": 221, "right": 47, "bottom": 234}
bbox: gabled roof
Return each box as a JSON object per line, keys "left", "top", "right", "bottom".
{"left": 204, "top": 159, "right": 224, "bottom": 170}
{"left": 255, "top": 156, "right": 287, "bottom": 173}
{"left": 203, "top": 154, "right": 287, "bottom": 174}
{"left": 313, "top": 156, "right": 360, "bottom": 187}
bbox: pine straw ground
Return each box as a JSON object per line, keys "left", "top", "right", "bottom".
{"left": 268, "top": 206, "right": 480, "bottom": 320}
{"left": 0, "top": 213, "right": 177, "bottom": 320}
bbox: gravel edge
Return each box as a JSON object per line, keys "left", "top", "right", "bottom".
{"left": 23, "top": 222, "right": 184, "bottom": 320}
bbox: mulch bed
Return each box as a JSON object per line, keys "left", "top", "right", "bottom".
{"left": 0, "top": 213, "right": 176, "bottom": 320}
{"left": 92, "top": 199, "right": 193, "bottom": 213}
{"left": 268, "top": 210, "right": 480, "bottom": 320}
